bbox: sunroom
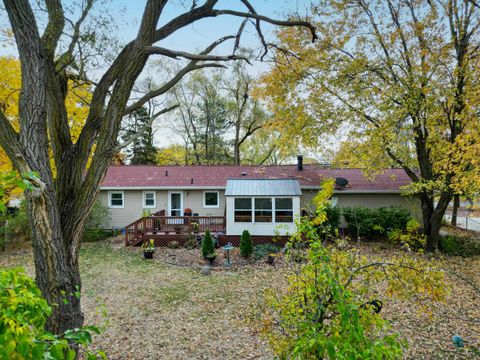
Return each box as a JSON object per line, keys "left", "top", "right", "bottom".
{"left": 224, "top": 179, "right": 302, "bottom": 236}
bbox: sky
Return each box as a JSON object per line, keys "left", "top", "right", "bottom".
{"left": 0, "top": 0, "right": 312, "bottom": 150}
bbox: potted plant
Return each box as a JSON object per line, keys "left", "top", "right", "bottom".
{"left": 206, "top": 252, "right": 217, "bottom": 265}
{"left": 142, "top": 239, "right": 155, "bottom": 259}
{"left": 142, "top": 209, "right": 152, "bottom": 218}
{"left": 191, "top": 221, "right": 200, "bottom": 234}
{"left": 184, "top": 208, "right": 192, "bottom": 216}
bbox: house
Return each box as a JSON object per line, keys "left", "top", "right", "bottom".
{"left": 97, "top": 157, "right": 419, "bottom": 246}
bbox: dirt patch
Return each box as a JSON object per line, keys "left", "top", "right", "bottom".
{"left": 133, "top": 246, "right": 284, "bottom": 270}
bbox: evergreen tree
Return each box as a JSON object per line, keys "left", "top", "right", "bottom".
{"left": 201, "top": 230, "right": 215, "bottom": 258}
{"left": 240, "top": 230, "right": 253, "bottom": 257}
{"left": 121, "top": 107, "right": 157, "bottom": 165}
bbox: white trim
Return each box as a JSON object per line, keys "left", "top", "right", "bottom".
{"left": 143, "top": 191, "right": 156, "bottom": 208}
{"left": 100, "top": 186, "right": 225, "bottom": 190}
{"left": 108, "top": 191, "right": 124, "bottom": 208}
{"left": 203, "top": 191, "right": 219, "bottom": 208}
{"left": 168, "top": 191, "right": 183, "bottom": 216}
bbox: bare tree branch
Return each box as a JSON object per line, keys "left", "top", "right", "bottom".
{"left": 146, "top": 45, "right": 252, "bottom": 64}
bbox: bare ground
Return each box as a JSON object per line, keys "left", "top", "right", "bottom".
{"left": 0, "top": 237, "right": 479, "bottom": 359}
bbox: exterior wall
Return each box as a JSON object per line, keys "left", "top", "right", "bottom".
{"left": 98, "top": 189, "right": 226, "bottom": 229}
{"left": 301, "top": 190, "right": 422, "bottom": 224}
{"left": 225, "top": 196, "right": 301, "bottom": 236}
{"left": 99, "top": 187, "right": 421, "bottom": 230}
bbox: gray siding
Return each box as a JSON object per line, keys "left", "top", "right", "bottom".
{"left": 98, "top": 190, "right": 225, "bottom": 228}
{"left": 98, "top": 188, "right": 420, "bottom": 229}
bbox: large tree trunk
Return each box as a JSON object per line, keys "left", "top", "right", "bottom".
{"left": 26, "top": 188, "right": 84, "bottom": 334}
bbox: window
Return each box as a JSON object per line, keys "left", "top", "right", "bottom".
{"left": 143, "top": 191, "right": 156, "bottom": 208}
{"left": 234, "top": 198, "right": 252, "bottom": 222}
{"left": 204, "top": 191, "right": 219, "bottom": 208}
{"left": 275, "top": 198, "right": 293, "bottom": 223}
{"left": 255, "top": 198, "right": 272, "bottom": 222}
{"left": 108, "top": 191, "right": 124, "bottom": 208}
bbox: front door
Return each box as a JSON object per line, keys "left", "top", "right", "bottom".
{"left": 168, "top": 192, "right": 183, "bottom": 217}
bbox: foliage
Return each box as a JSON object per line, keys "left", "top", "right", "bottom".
{"left": 184, "top": 235, "right": 197, "bottom": 249}
{"left": 257, "top": 0, "right": 480, "bottom": 250}
{"left": 387, "top": 219, "right": 427, "bottom": 251}
{"left": 156, "top": 144, "right": 188, "bottom": 165}
{"left": 1, "top": 200, "right": 31, "bottom": 245}
{"left": 439, "top": 233, "right": 480, "bottom": 257}
{"left": 240, "top": 230, "right": 253, "bottom": 257}
{"left": 142, "top": 239, "right": 155, "bottom": 253}
{"left": 342, "top": 206, "right": 411, "bottom": 239}
{"left": 201, "top": 231, "right": 215, "bottom": 258}
{"left": 85, "top": 200, "right": 111, "bottom": 230}
{"left": 324, "top": 202, "right": 341, "bottom": 231}
{"left": 253, "top": 243, "right": 282, "bottom": 260}
{"left": 121, "top": 107, "right": 158, "bottom": 165}
{"left": 141, "top": 208, "right": 152, "bottom": 218}
{"left": 83, "top": 229, "right": 112, "bottom": 243}
{"left": 167, "top": 241, "right": 180, "bottom": 249}
{"left": 254, "top": 181, "right": 447, "bottom": 359}
{"left": 0, "top": 268, "right": 105, "bottom": 359}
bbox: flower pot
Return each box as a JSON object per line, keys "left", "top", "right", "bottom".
{"left": 206, "top": 255, "right": 216, "bottom": 265}
{"left": 143, "top": 251, "right": 154, "bottom": 259}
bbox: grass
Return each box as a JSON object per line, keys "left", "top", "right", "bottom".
{"left": 0, "top": 238, "right": 479, "bottom": 359}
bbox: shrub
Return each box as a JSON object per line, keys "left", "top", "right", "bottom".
{"left": 0, "top": 268, "right": 105, "bottom": 359}
{"left": 184, "top": 235, "right": 197, "bottom": 249}
{"left": 324, "top": 203, "right": 341, "bottom": 230}
{"left": 85, "top": 200, "right": 111, "bottom": 229}
{"left": 167, "top": 241, "right": 179, "bottom": 249}
{"left": 253, "top": 243, "right": 282, "bottom": 260}
{"left": 83, "top": 229, "right": 113, "bottom": 242}
{"left": 240, "top": 230, "right": 253, "bottom": 257}
{"left": 439, "top": 234, "right": 480, "bottom": 257}
{"left": 0, "top": 201, "right": 32, "bottom": 248}
{"left": 201, "top": 230, "right": 215, "bottom": 258}
{"left": 387, "top": 219, "right": 426, "bottom": 251}
{"left": 342, "top": 206, "right": 411, "bottom": 238}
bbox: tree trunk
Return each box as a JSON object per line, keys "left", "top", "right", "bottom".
{"left": 451, "top": 194, "right": 460, "bottom": 226}
{"left": 26, "top": 189, "right": 84, "bottom": 334}
{"left": 420, "top": 192, "right": 451, "bottom": 252}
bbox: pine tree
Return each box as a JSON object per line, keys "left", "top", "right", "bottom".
{"left": 240, "top": 230, "right": 253, "bottom": 257}
{"left": 121, "top": 107, "right": 157, "bottom": 165}
{"left": 201, "top": 230, "right": 215, "bottom": 258}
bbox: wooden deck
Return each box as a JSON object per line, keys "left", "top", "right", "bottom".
{"left": 125, "top": 211, "right": 226, "bottom": 246}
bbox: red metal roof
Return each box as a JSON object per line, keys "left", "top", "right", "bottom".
{"left": 101, "top": 165, "right": 411, "bottom": 192}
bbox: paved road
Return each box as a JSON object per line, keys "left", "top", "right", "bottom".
{"left": 444, "top": 215, "right": 480, "bottom": 232}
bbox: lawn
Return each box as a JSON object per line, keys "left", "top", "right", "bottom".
{"left": 0, "top": 237, "right": 479, "bottom": 359}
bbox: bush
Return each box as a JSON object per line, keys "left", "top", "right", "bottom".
{"left": 240, "top": 230, "right": 253, "bottom": 257}
{"left": 439, "top": 234, "right": 480, "bottom": 257}
{"left": 324, "top": 203, "right": 341, "bottom": 230}
{"left": 83, "top": 229, "right": 113, "bottom": 242}
{"left": 387, "top": 219, "right": 426, "bottom": 251}
{"left": 0, "top": 268, "right": 105, "bottom": 359}
{"left": 167, "top": 241, "right": 180, "bottom": 249}
{"left": 201, "top": 230, "right": 215, "bottom": 258}
{"left": 253, "top": 243, "right": 282, "bottom": 260}
{"left": 85, "top": 200, "right": 111, "bottom": 229}
{"left": 342, "top": 206, "right": 411, "bottom": 238}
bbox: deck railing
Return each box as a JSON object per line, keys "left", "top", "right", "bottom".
{"left": 125, "top": 214, "right": 226, "bottom": 245}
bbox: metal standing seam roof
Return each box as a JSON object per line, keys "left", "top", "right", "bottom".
{"left": 225, "top": 179, "right": 302, "bottom": 196}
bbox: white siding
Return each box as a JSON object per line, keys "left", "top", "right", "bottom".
{"left": 226, "top": 196, "right": 301, "bottom": 236}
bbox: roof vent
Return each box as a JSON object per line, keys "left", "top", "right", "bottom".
{"left": 165, "top": 170, "right": 168, "bottom": 176}
{"left": 241, "top": 171, "right": 247, "bottom": 176}
{"left": 190, "top": 178, "right": 194, "bottom": 184}
{"left": 335, "top": 177, "right": 349, "bottom": 188}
